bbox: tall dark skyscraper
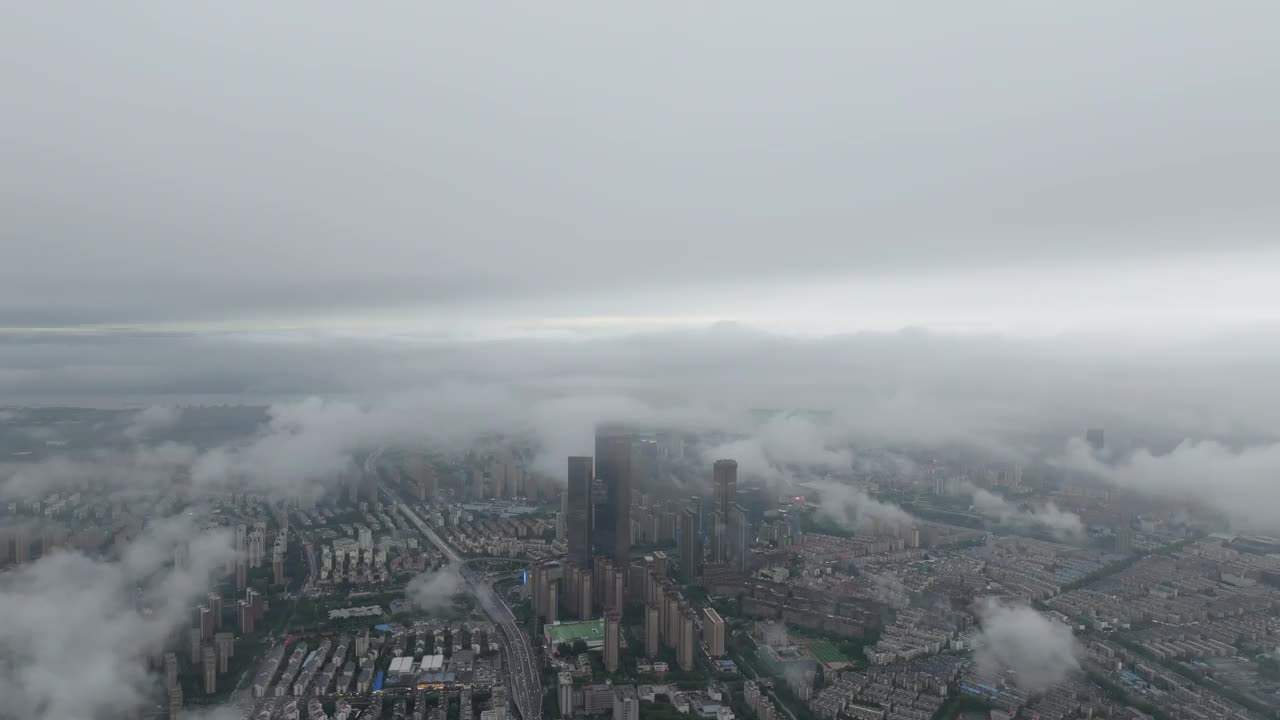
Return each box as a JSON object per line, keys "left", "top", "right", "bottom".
{"left": 567, "top": 456, "right": 593, "bottom": 566}
{"left": 593, "top": 427, "right": 633, "bottom": 566}
{"left": 1086, "top": 428, "right": 1105, "bottom": 452}
{"left": 713, "top": 459, "right": 738, "bottom": 519}
{"left": 679, "top": 506, "right": 702, "bottom": 581}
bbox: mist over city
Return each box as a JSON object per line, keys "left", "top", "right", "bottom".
{"left": 4, "top": 3, "right": 1280, "bottom": 720}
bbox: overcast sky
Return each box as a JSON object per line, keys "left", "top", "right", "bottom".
{"left": 3, "top": 3, "right": 1279, "bottom": 336}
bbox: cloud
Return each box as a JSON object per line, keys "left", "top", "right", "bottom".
{"left": 807, "top": 479, "right": 915, "bottom": 531}
{"left": 867, "top": 573, "right": 909, "bottom": 608}
{"left": 1058, "top": 437, "right": 1280, "bottom": 532}
{"left": 124, "top": 405, "right": 183, "bottom": 441}
{"left": 966, "top": 484, "right": 1085, "bottom": 540}
{"left": 0, "top": 517, "right": 236, "bottom": 720}
{"left": 405, "top": 565, "right": 466, "bottom": 613}
{"left": 973, "top": 597, "right": 1081, "bottom": 692}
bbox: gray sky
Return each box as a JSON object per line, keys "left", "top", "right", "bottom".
{"left": 3, "top": 2, "right": 1279, "bottom": 334}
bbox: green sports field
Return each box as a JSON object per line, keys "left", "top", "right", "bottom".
{"left": 809, "top": 639, "right": 852, "bottom": 665}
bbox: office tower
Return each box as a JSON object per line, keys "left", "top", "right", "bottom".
{"left": 603, "top": 609, "right": 621, "bottom": 673}
{"left": 168, "top": 686, "right": 184, "bottom": 720}
{"left": 530, "top": 563, "right": 546, "bottom": 618}
{"left": 703, "top": 608, "right": 725, "bottom": 657}
{"left": 546, "top": 579, "right": 559, "bottom": 624}
{"left": 1086, "top": 428, "right": 1105, "bottom": 452}
{"left": 714, "top": 459, "right": 738, "bottom": 519}
{"left": 164, "top": 652, "right": 179, "bottom": 689}
{"left": 558, "top": 672, "right": 574, "bottom": 717}
{"left": 566, "top": 457, "right": 593, "bottom": 566}
{"left": 202, "top": 645, "right": 217, "bottom": 694}
{"left": 644, "top": 605, "right": 661, "bottom": 658}
{"left": 207, "top": 593, "right": 223, "bottom": 632}
{"left": 189, "top": 627, "right": 202, "bottom": 664}
{"left": 557, "top": 490, "right": 568, "bottom": 542}
{"left": 632, "top": 438, "right": 658, "bottom": 492}
{"left": 711, "top": 512, "right": 728, "bottom": 564}
{"left": 238, "top": 599, "right": 255, "bottom": 634}
{"left": 678, "top": 608, "right": 695, "bottom": 671}
{"left": 578, "top": 570, "right": 593, "bottom": 621}
{"left": 679, "top": 507, "right": 701, "bottom": 582}
{"left": 245, "top": 588, "right": 264, "bottom": 623}
{"left": 363, "top": 469, "right": 380, "bottom": 506}
{"left": 214, "top": 632, "right": 234, "bottom": 674}
{"left": 729, "top": 503, "right": 750, "bottom": 574}
{"left": 563, "top": 561, "right": 579, "bottom": 615}
{"left": 593, "top": 428, "right": 633, "bottom": 568}
{"left": 273, "top": 555, "right": 284, "bottom": 586}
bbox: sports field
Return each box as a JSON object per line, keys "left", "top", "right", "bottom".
{"left": 809, "top": 639, "right": 852, "bottom": 665}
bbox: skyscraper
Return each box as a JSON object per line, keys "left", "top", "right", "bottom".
{"left": 679, "top": 507, "right": 702, "bottom": 582}
{"left": 713, "top": 459, "right": 738, "bottom": 519}
{"left": 593, "top": 428, "right": 633, "bottom": 568}
{"left": 1086, "top": 428, "right": 1105, "bottom": 452}
{"left": 566, "top": 457, "right": 594, "bottom": 567}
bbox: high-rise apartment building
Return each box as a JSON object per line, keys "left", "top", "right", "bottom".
{"left": 202, "top": 645, "right": 217, "bottom": 695}
{"left": 207, "top": 593, "right": 223, "bottom": 632}
{"left": 703, "top": 608, "right": 725, "bottom": 657}
{"left": 164, "top": 652, "right": 179, "bottom": 690}
{"left": 578, "top": 570, "right": 593, "bottom": 621}
{"left": 644, "top": 604, "right": 661, "bottom": 658}
{"left": 678, "top": 608, "right": 696, "bottom": 671}
{"left": 603, "top": 609, "right": 621, "bottom": 673}
{"left": 566, "top": 457, "right": 594, "bottom": 567}
{"left": 214, "top": 632, "right": 234, "bottom": 674}
{"left": 679, "top": 507, "right": 701, "bottom": 582}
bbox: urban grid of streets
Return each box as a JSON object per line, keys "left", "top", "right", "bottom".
{"left": 366, "top": 447, "right": 543, "bottom": 720}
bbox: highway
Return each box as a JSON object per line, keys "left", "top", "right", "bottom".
{"left": 366, "top": 449, "right": 542, "bottom": 720}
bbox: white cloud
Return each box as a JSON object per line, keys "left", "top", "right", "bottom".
{"left": 974, "top": 598, "right": 1081, "bottom": 692}
{"left": 0, "top": 517, "right": 236, "bottom": 720}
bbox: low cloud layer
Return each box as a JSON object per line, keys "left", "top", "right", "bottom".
{"left": 1058, "top": 438, "right": 1280, "bottom": 531}
{"left": 0, "top": 518, "right": 236, "bottom": 720}
{"left": 973, "top": 598, "right": 1081, "bottom": 692}
{"left": 809, "top": 480, "right": 916, "bottom": 531}
{"left": 967, "top": 484, "right": 1085, "bottom": 540}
